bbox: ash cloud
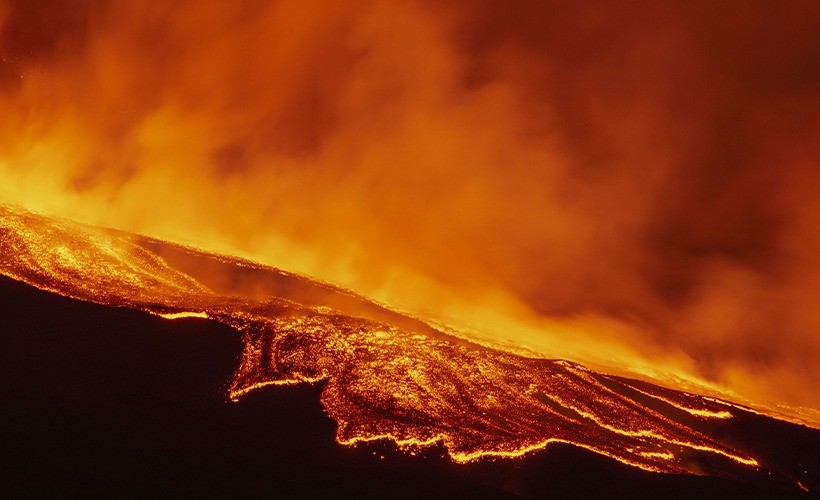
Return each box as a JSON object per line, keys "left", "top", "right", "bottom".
{"left": 1, "top": 0, "right": 820, "bottom": 411}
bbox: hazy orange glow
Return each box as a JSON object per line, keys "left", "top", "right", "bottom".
{"left": 1, "top": 0, "right": 820, "bottom": 428}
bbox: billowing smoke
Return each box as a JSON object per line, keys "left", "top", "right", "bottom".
{"left": 2, "top": 0, "right": 819, "bottom": 415}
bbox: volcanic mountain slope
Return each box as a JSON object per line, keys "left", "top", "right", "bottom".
{"left": 0, "top": 203, "right": 817, "bottom": 495}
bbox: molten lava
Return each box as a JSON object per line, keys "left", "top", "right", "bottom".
{"left": 2, "top": 203, "right": 802, "bottom": 480}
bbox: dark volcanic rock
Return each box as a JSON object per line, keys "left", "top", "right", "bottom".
{"left": 0, "top": 276, "right": 812, "bottom": 498}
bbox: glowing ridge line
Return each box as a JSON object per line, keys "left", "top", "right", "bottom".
{"left": 540, "top": 393, "right": 758, "bottom": 467}
{"left": 156, "top": 311, "right": 209, "bottom": 320}
{"left": 618, "top": 381, "right": 733, "bottom": 419}
{"left": 340, "top": 432, "right": 666, "bottom": 471}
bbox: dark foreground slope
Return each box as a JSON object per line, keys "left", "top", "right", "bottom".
{"left": 0, "top": 276, "right": 815, "bottom": 498}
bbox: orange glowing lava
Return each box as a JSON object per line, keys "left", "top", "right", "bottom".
{"left": 1, "top": 203, "right": 799, "bottom": 479}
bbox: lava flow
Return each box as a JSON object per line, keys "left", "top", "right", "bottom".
{"left": 3, "top": 202, "right": 810, "bottom": 486}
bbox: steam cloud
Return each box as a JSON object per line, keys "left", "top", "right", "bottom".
{"left": 1, "top": 0, "right": 819, "bottom": 413}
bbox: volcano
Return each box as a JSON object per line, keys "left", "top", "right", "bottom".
{"left": 0, "top": 203, "right": 817, "bottom": 497}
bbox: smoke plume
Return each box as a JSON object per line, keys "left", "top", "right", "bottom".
{"left": 2, "top": 0, "right": 819, "bottom": 415}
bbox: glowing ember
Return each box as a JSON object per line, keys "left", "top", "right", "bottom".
{"left": 0, "top": 203, "right": 787, "bottom": 477}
